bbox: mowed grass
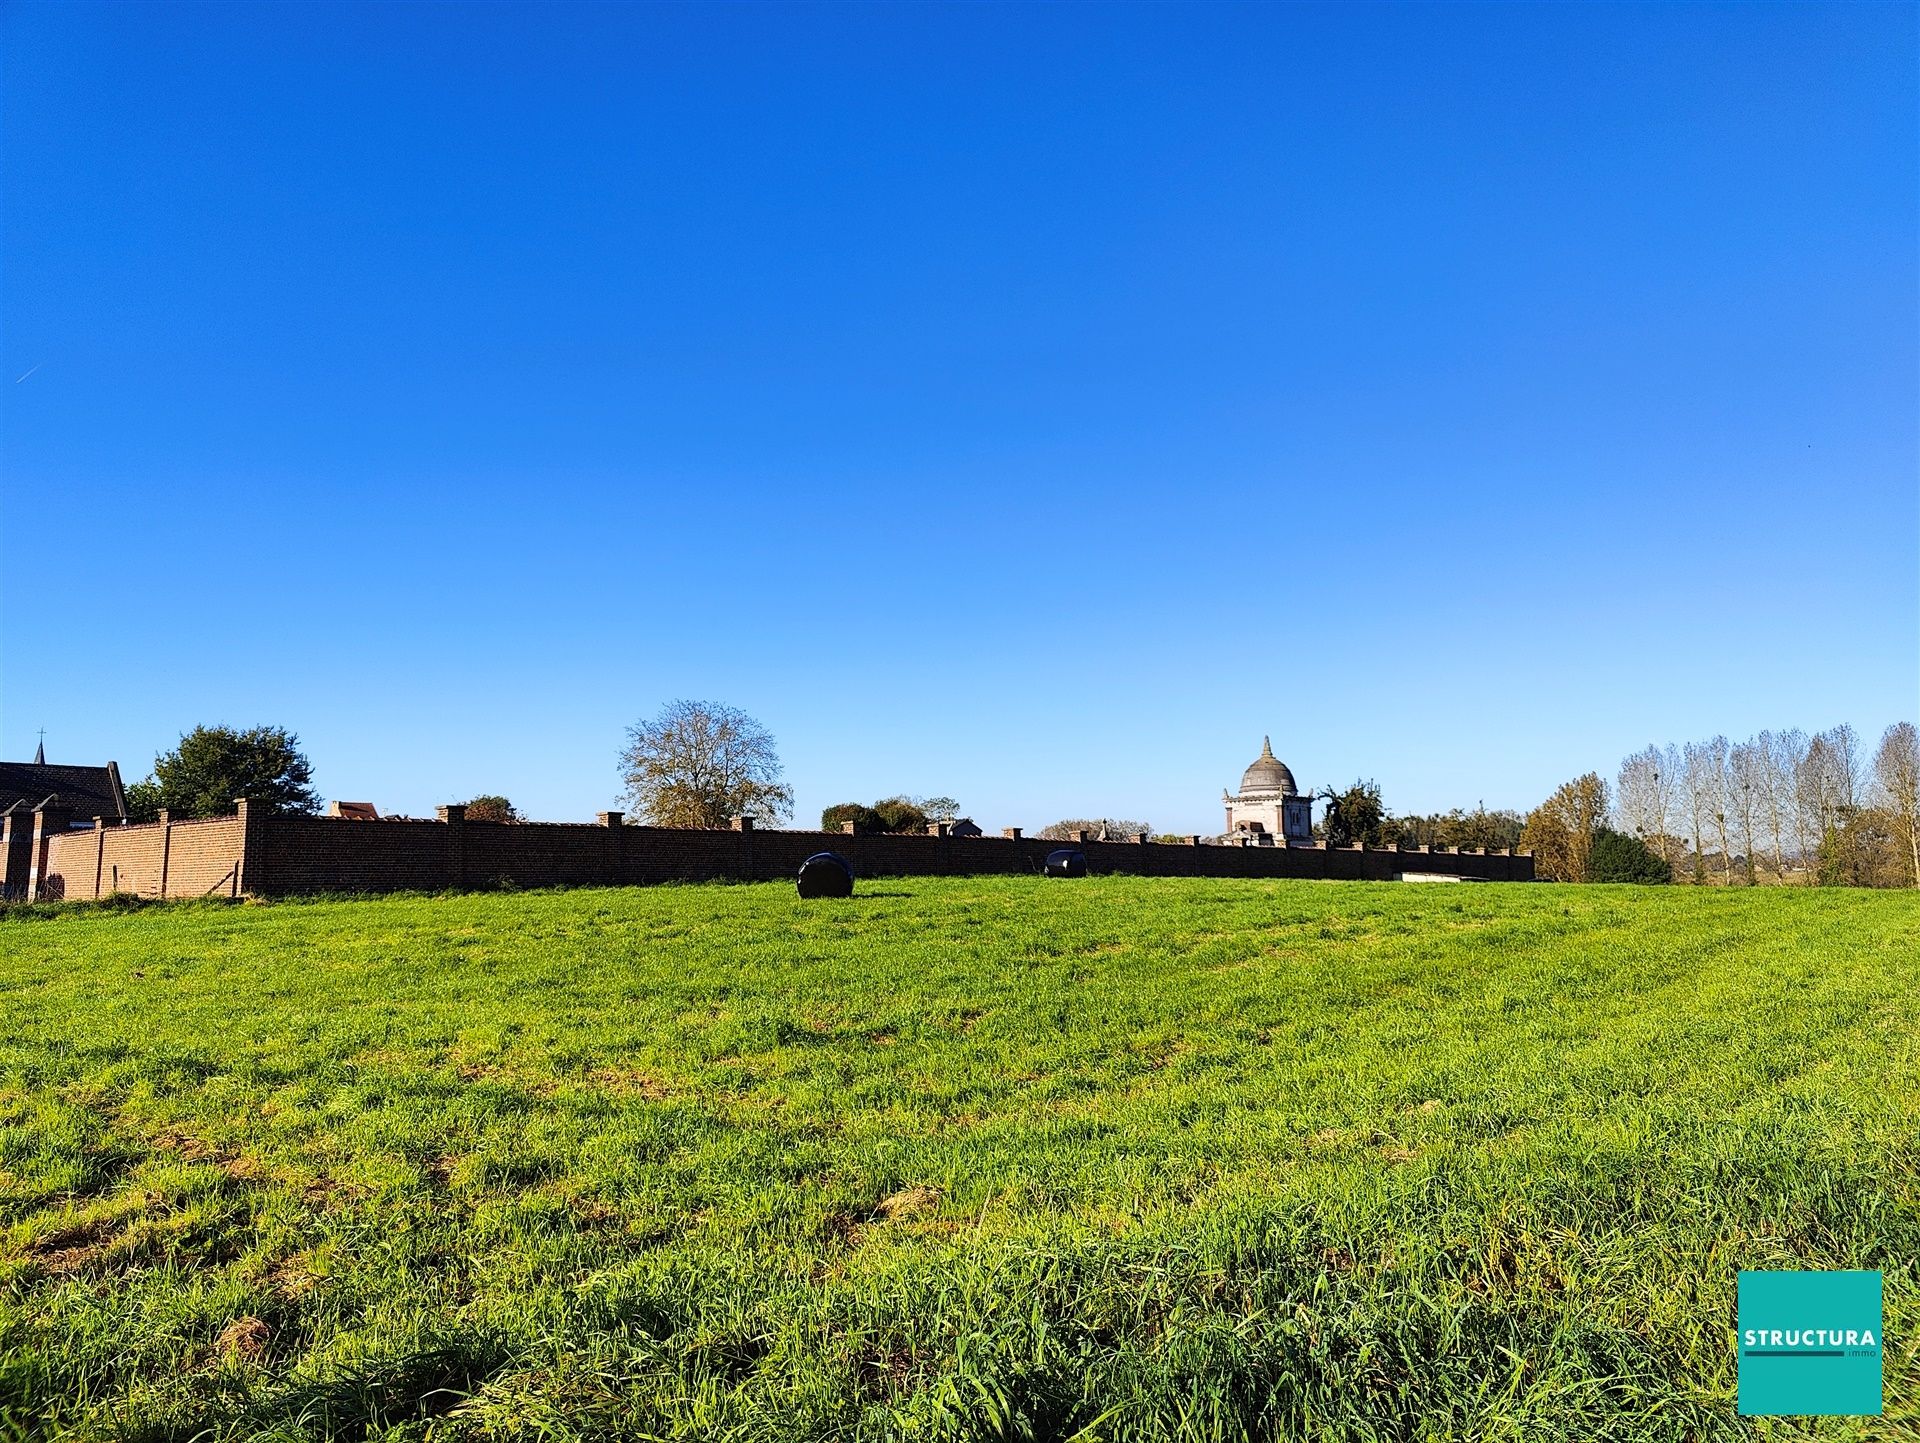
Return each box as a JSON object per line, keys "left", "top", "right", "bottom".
{"left": 0, "top": 879, "right": 1916, "bottom": 1442}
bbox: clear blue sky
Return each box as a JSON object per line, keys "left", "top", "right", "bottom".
{"left": 3, "top": 2, "right": 1914, "bottom": 834}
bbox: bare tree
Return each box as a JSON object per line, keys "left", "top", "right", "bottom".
{"left": 1752, "top": 730, "right": 1796, "bottom": 880}
{"left": 618, "top": 700, "right": 795, "bottom": 828}
{"left": 1797, "top": 729, "right": 1861, "bottom": 846}
{"left": 1615, "top": 746, "right": 1678, "bottom": 867}
{"left": 1659, "top": 742, "right": 1684, "bottom": 869}
{"left": 1824, "top": 724, "right": 1863, "bottom": 814}
{"left": 1796, "top": 734, "right": 1837, "bottom": 860}
{"left": 1729, "top": 740, "right": 1764, "bottom": 884}
{"left": 1679, "top": 741, "right": 1717, "bottom": 883}
{"left": 1720, "top": 736, "right": 1751, "bottom": 886}
{"left": 1872, "top": 722, "right": 1920, "bottom": 888}
{"left": 1772, "top": 729, "right": 1814, "bottom": 879}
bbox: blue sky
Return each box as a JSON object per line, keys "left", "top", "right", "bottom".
{"left": 3, "top": 2, "right": 1914, "bottom": 834}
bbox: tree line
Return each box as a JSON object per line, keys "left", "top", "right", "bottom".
{"left": 110, "top": 705, "right": 1920, "bottom": 890}
{"left": 1525, "top": 722, "right": 1919, "bottom": 886}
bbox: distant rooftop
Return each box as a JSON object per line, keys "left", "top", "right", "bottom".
{"left": 0, "top": 758, "right": 128, "bottom": 822}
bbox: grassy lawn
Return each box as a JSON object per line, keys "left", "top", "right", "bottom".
{"left": 0, "top": 877, "right": 1915, "bottom": 1441}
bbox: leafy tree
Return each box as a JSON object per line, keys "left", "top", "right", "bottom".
{"left": 125, "top": 725, "right": 320, "bottom": 822}
{"left": 1393, "top": 806, "right": 1525, "bottom": 851}
{"left": 465, "top": 795, "right": 521, "bottom": 824}
{"left": 823, "top": 796, "right": 964, "bottom": 833}
{"left": 1522, "top": 772, "right": 1609, "bottom": 881}
{"left": 1871, "top": 721, "right": 1920, "bottom": 888}
{"left": 619, "top": 700, "right": 793, "bottom": 829}
{"left": 1815, "top": 809, "right": 1899, "bottom": 888}
{"left": 1587, "top": 827, "right": 1672, "bottom": 884}
{"left": 1037, "top": 818, "right": 1155, "bottom": 841}
{"left": 1816, "top": 825, "right": 1849, "bottom": 887}
{"left": 873, "top": 796, "right": 931, "bottom": 834}
{"left": 1318, "top": 779, "right": 1388, "bottom": 847}
{"left": 123, "top": 778, "right": 161, "bottom": 821}
{"left": 821, "top": 803, "right": 884, "bottom": 833}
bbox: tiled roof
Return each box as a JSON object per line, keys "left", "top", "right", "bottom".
{"left": 0, "top": 762, "right": 128, "bottom": 821}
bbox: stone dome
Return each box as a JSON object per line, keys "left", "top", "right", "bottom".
{"left": 1238, "top": 736, "right": 1297, "bottom": 796}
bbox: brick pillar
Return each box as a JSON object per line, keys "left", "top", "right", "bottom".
{"left": 1, "top": 809, "right": 32, "bottom": 899}
{"left": 731, "top": 814, "right": 754, "bottom": 880}
{"left": 92, "top": 818, "right": 107, "bottom": 900}
{"left": 157, "top": 810, "right": 173, "bottom": 898}
{"left": 438, "top": 804, "right": 467, "bottom": 888}
{"left": 842, "top": 821, "right": 860, "bottom": 835}
{"left": 1002, "top": 827, "right": 1022, "bottom": 840}
{"left": 1134, "top": 832, "right": 1150, "bottom": 844}
{"left": 27, "top": 804, "right": 73, "bottom": 901}
{"left": 1074, "top": 830, "right": 1091, "bottom": 845}
{"left": 598, "top": 811, "right": 623, "bottom": 884}
{"left": 234, "top": 799, "right": 266, "bottom": 897}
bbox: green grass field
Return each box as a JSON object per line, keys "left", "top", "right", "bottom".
{"left": 0, "top": 877, "right": 1915, "bottom": 1441}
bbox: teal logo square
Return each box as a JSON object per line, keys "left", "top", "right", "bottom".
{"left": 1738, "top": 1270, "right": 1882, "bottom": 1416}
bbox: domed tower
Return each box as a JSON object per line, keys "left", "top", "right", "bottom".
{"left": 1222, "top": 737, "right": 1313, "bottom": 845}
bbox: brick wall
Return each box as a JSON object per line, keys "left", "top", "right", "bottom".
{"left": 20, "top": 806, "right": 1534, "bottom": 901}
{"left": 37, "top": 812, "right": 244, "bottom": 901}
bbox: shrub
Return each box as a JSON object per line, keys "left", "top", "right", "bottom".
{"left": 821, "top": 803, "right": 884, "bottom": 833}
{"left": 1588, "top": 827, "right": 1672, "bottom": 884}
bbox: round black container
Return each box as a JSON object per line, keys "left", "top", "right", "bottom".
{"left": 1043, "top": 848, "right": 1087, "bottom": 878}
{"left": 796, "top": 851, "right": 855, "bottom": 898}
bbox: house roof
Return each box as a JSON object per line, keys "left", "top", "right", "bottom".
{"left": 0, "top": 761, "right": 128, "bottom": 821}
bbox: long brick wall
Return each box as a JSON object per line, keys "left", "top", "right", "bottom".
{"left": 33, "top": 814, "right": 244, "bottom": 901}
{"left": 14, "top": 801, "right": 1533, "bottom": 901}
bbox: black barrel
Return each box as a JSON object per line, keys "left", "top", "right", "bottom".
{"left": 796, "top": 851, "right": 855, "bottom": 899}
{"left": 1044, "top": 848, "right": 1087, "bottom": 878}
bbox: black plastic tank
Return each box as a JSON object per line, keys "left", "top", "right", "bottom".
{"left": 1044, "top": 848, "right": 1087, "bottom": 878}
{"left": 796, "top": 851, "right": 855, "bottom": 899}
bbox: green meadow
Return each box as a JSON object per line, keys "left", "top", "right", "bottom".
{"left": 0, "top": 878, "right": 1915, "bottom": 1441}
